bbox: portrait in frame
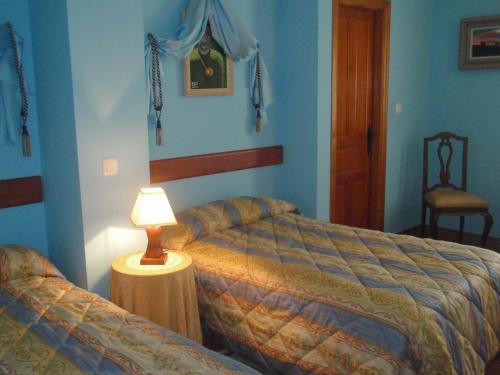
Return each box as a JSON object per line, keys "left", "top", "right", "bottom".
{"left": 184, "top": 22, "right": 233, "bottom": 96}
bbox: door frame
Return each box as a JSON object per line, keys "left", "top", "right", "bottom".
{"left": 330, "top": 0, "right": 391, "bottom": 230}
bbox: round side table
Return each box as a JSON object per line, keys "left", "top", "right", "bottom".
{"left": 110, "top": 251, "right": 202, "bottom": 343}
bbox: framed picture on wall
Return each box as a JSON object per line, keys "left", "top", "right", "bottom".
{"left": 459, "top": 15, "right": 500, "bottom": 69}
{"left": 184, "top": 22, "right": 233, "bottom": 96}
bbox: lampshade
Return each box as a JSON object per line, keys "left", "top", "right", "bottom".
{"left": 130, "top": 187, "right": 177, "bottom": 228}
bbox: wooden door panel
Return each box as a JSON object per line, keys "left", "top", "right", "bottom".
{"left": 347, "top": 19, "right": 366, "bottom": 136}
{"left": 331, "top": 0, "right": 390, "bottom": 231}
{"left": 337, "top": 136, "right": 367, "bottom": 149}
{"left": 334, "top": 184, "right": 348, "bottom": 224}
{"left": 332, "top": 4, "right": 374, "bottom": 228}
{"left": 345, "top": 10, "right": 373, "bottom": 138}
{"left": 351, "top": 179, "right": 369, "bottom": 228}
{"left": 336, "top": 17, "right": 349, "bottom": 137}
{"left": 337, "top": 171, "right": 367, "bottom": 186}
{"left": 336, "top": 148, "right": 367, "bottom": 174}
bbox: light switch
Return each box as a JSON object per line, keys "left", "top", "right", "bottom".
{"left": 103, "top": 158, "right": 118, "bottom": 176}
{"left": 395, "top": 102, "right": 403, "bottom": 114}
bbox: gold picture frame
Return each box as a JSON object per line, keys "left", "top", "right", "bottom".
{"left": 184, "top": 22, "right": 233, "bottom": 96}
{"left": 459, "top": 15, "right": 500, "bottom": 69}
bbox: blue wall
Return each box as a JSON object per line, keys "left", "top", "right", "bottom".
{"left": 143, "top": 0, "right": 283, "bottom": 212}
{"left": 67, "top": 0, "right": 149, "bottom": 295}
{"left": 428, "top": 0, "right": 500, "bottom": 236}
{"left": 275, "top": 0, "right": 323, "bottom": 218}
{"left": 142, "top": 0, "right": 497, "bottom": 238}
{"left": 2, "top": 0, "right": 500, "bottom": 298}
{"left": 385, "top": 0, "right": 434, "bottom": 233}
{"left": 275, "top": 0, "right": 318, "bottom": 217}
{"left": 316, "top": 0, "right": 334, "bottom": 221}
{"left": 30, "top": 0, "right": 151, "bottom": 296}
{"left": 30, "top": 0, "right": 87, "bottom": 287}
{"left": 66, "top": 0, "right": 151, "bottom": 295}
{"left": 141, "top": 0, "right": 435, "bottom": 233}
{"left": 0, "top": 0, "right": 48, "bottom": 255}
{"left": 274, "top": 0, "right": 434, "bottom": 232}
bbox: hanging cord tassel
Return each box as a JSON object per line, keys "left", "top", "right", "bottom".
{"left": 255, "top": 105, "right": 262, "bottom": 133}
{"left": 21, "top": 123, "right": 31, "bottom": 157}
{"left": 155, "top": 114, "right": 163, "bottom": 146}
{"left": 252, "top": 52, "right": 263, "bottom": 133}
{"left": 148, "top": 33, "right": 164, "bottom": 145}
{"left": 7, "top": 22, "right": 31, "bottom": 157}
{"left": 155, "top": 112, "right": 162, "bottom": 145}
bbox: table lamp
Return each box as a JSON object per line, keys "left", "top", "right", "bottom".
{"left": 130, "top": 187, "right": 177, "bottom": 265}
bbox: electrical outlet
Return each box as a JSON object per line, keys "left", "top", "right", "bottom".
{"left": 103, "top": 158, "right": 118, "bottom": 176}
{"left": 395, "top": 102, "right": 403, "bottom": 114}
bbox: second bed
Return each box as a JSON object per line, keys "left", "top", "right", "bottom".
{"left": 163, "top": 196, "right": 500, "bottom": 375}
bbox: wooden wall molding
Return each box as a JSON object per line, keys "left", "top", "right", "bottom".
{"left": 0, "top": 176, "right": 43, "bottom": 209}
{"left": 338, "top": 0, "right": 391, "bottom": 9}
{"left": 150, "top": 145, "right": 284, "bottom": 183}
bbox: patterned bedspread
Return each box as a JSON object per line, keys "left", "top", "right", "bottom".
{"left": 163, "top": 197, "right": 500, "bottom": 375}
{"left": 0, "top": 244, "right": 259, "bottom": 374}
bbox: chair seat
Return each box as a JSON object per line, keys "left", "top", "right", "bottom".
{"left": 424, "top": 190, "right": 489, "bottom": 209}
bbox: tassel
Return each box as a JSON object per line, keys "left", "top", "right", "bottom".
{"left": 22, "top": 125, "right": 31, "bottom": 157}
{"left": 156, "top": 119, "right": 162, "bottom": 145}
{"left": 253, "top": 52, "right": 263, "bottom": 134}
{"left": 255, "top": 107, "right": 262, "bottom": 133}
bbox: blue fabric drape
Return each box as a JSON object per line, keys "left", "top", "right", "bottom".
{"left": 145, "top": 0, "right": 273, "bottom": 129}
{"left": 0, "top": 23, "right": 23, "bottom": 144}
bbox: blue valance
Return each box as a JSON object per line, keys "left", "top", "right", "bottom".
{"left": 145, "top": 0, "right": 273, "bottom": 132}
{"left": 0, "top": 23, "right": 24, "bottom": 145}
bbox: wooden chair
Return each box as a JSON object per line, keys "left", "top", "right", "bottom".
{"left": 421, "top": 132, "right": 493, "bottom": 247}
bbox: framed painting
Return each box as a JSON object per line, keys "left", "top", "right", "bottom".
{"left": 459, "top": 15, "right": 500, "bottom": 69}
{"left": 184, "top": 22, "right": 233, "bottom": 96}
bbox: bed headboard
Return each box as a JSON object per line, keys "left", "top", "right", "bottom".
{"left": 0, "top": 176, "right": 43, "bottom": 209}
{"left": 150, "top": 145, "right": 283, "bottom": 183}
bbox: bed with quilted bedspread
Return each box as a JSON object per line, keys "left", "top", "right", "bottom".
{"left": 0, "top": 244, "right": 259, "bottom": 374}
{"left": 162, "top": 196, "right": 500, "bottom": 375}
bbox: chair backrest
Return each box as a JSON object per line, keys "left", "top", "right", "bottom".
{"left": 423, "top": 131, "right": 468, "bottom": 193}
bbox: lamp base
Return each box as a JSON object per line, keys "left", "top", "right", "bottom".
{"left": 140, "top": 226, "right": 168, "bottom": 265}
{"left": 140, "top": 252, "right": 168, "bottom": 265}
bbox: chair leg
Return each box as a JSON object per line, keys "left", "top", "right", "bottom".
{"left": 421, "top": 202, "right": 427, "bottom": 237}
{"left": 430, "top": 210, "right": 440, "bottom": 240}
{"left": 480, "top": 212, "right": 493, "bottom": 248}
{"left": 459, "top": 216, "right": 465, "bottom": 244}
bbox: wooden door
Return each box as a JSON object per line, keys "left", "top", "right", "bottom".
{"left": 332, "top": 5, "right": 375, "bottom": 228}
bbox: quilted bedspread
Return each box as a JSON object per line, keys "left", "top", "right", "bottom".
{"left": 0, "top": 244, "right": 259, "bottom": 375}
{"left": 163, "top": 197, "right": 500, "bottom": 375}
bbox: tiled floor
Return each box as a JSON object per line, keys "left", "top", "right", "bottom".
{"left": 486, "top": 354, "right": 500, "bottom": 375}
{"left": 401, "top": 225, "right": 500, "bottom": 253}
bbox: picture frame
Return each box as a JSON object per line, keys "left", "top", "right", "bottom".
{"left": 459, "top": 15, "right": 500, "bottom": 69}
{"left": 184, "top": 22, "right": 233, "bottom": 96}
